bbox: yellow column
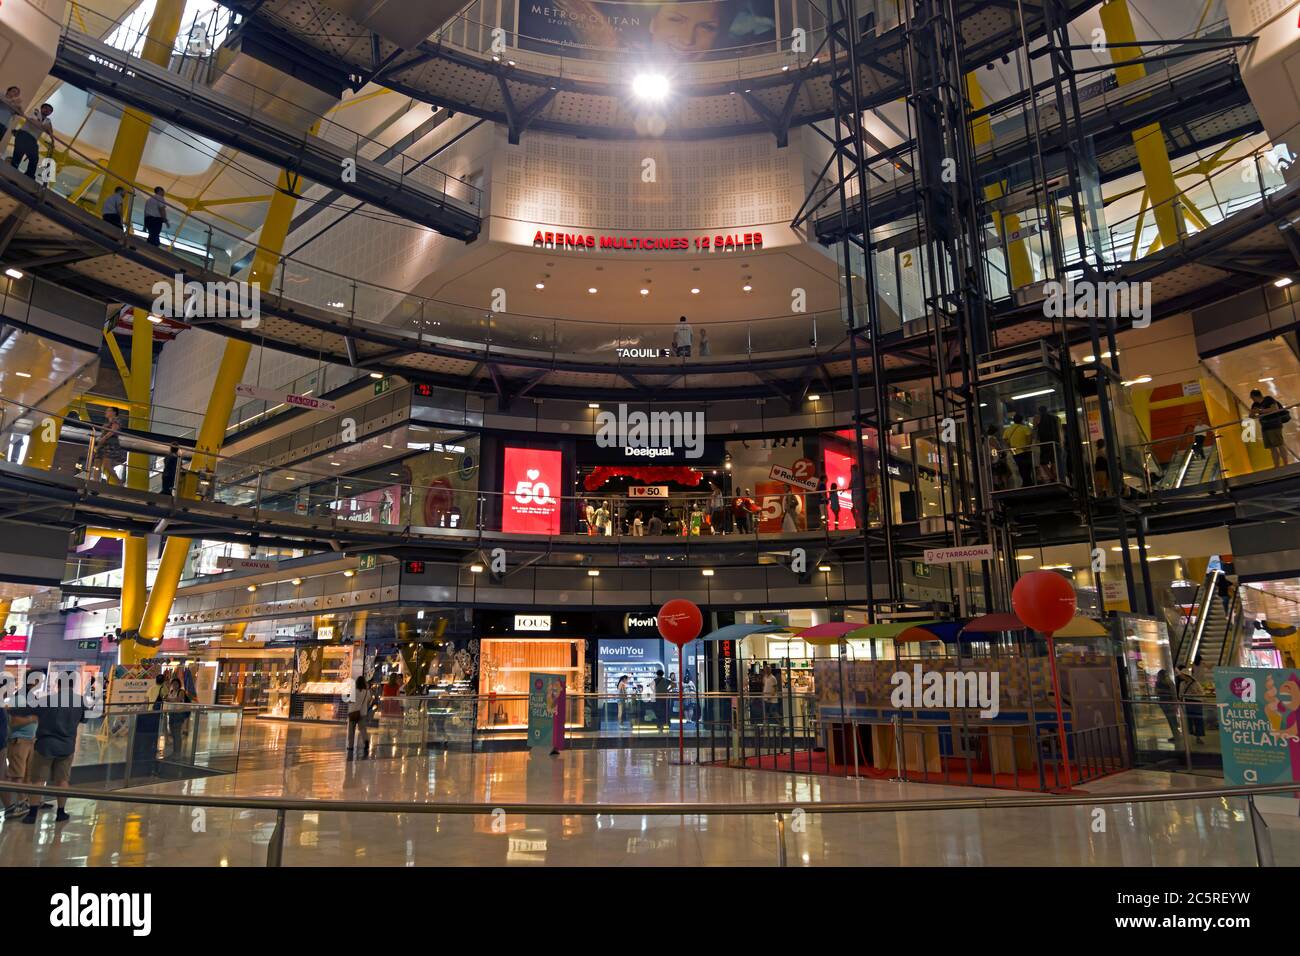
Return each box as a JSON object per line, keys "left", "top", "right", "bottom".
{"left": 1199, "top": 378, "right": 1254, "bottom": 478}
{"left": 1100, "top": 0, "right": 1185, "bottom": 249}
{"left": 0, "top": 598, "right": 10, "bottom": 632}
{"left": 966, "top": 73, "right": 1034, "bottom": 288}
{"left": 97, "top": 0, "right": 185, "bottom": 214}
{"left": 94, "top": 0, "right": 183, "bottom": 664}
{"left": 23, "top": 408, "right": 67, "bottom": 470}
{"left": 136, "top": 168, "right": 303, "bottom": 647}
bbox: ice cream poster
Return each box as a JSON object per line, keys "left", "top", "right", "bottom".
{"left": 1215, "top": 668, "right": 1300, "bottom": 789}
{"left": 527, "top": 672, "right": 566, "bottom": 753}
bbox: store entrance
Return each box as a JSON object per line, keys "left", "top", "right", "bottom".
{"left": 577, "top": 459, "right": 730, "bottom": 536}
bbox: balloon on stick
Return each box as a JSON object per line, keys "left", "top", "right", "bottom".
{"left": 1012, "top": 571, "right": 1078, "bottom": 790}
{"left": 657, "top": 599, "right": 703, "bottom": 764}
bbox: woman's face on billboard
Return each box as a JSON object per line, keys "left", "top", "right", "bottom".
{"left": 649, "top": 2, "right": 729, "bottom": 56}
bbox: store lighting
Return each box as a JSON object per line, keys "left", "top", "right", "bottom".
{"left": 535, "top": 282, "right": 545, "bottom": 289}
{"left": 1010, "top": 388, "right": 1054, "bottom": 400}
{"left": 631, "top": 72, "right": 670, "bottom": 102}
{"left": 588, "top": 287, "right": 598, "bottom": 294}
{"left": 1275, "top": 277, "right": 1294, "bottom": 288}
{"left": 291, "top": 578, "right": 302, "bottom": 586}
{"left": 369, "top": 372, "right": 383, "bottom": 379}
{"left": 343, "top": 569, "right": 355, "bottom": 578}
{"left": 587, "top": 569, "right": 600, "bottom": 577}
{"left": 1122, "top": 375, "right": 1153, "bottom": 386}
{"left": 147, "top": 314, "right": 162, "bottom": 323}
{"left": 742, "top": 284, "right": 753, "bottom": 292}
{"left": 808, "top": 394, "right": 821, "bottom": 402}
{"left": 690, "top": 288, "right": 700, "bottom": 294}
{"left": 246, "top": 585, "right": 257, "bottom": 592}
{"left": 1016, "top": 555, "right": 1033, "bottom": 561}
{"left": 329, "top": 461, "right": 341, "bottom": 467}
{"left": 4, "top": 268, "right": 22, "bottom": 280}
{"left": 639, "top": 288, "right": 649, "bottom": 296}
{"left": 382, "top": 443, "right": 393, "bottom": 449}
{"left": 701, "top": 569, "right": 714, "bottom": 577}
{"left": 469, "top": 564, "right": 484, "bottom": 573}
{"left": 588, "top": 403, "right": 600, "bottom": 409}
{"left": 818, "top": 565, "right": 832, "bottom": 573}
{"left": 1260, "top": 377, "right": 1275, "bottom": 383}
{"left": 14, "top": 371, "right": 30, "bottom": 378}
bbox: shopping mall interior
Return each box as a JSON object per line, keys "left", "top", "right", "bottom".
{"left": 1, "top": 0, "right": 1300, "bottom": 882}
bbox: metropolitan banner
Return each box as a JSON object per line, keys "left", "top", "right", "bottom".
{"left": 1214, "top": 667, "right": 1300, "bottom": 787}
{"left": 518, "top": 0, "right": 778, "bottom": 60}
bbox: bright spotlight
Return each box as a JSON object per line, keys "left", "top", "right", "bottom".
{"left": 632, "top": 73, "right": 670, "bottom": 102}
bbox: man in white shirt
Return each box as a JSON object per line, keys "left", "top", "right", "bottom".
{"left": 102, "top": 186, "right": 127, "bottom": 230}
{"left": 143, "top": 186, "right": 169, "bottom": 245}
{"left": 10, "top": 102, "right": 52, "bottom": 179}
{"left": 673, "top": 315, "right": 693, "bottom": 357}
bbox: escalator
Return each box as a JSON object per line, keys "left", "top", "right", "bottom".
{"left": 1156, "top": 445, "right": 1220, "bottom": 491}
{"left": 1173, "top": 567, "right": 1245, "bottom": 670}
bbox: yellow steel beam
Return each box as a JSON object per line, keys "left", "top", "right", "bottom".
{"left": 24, "top": 406, "right": 67, "bottom": 470}
{"left": 965, "top": 73, "right": 1034, "bottom": 289}
{"left": 136, "top": 165, "right": 306, "bottom": 649}
{"left": 1100, "top": 0, "right": 1185, "bottom": 249}
{"left": 0, "top": 598, "right": 9, "bottom": 631}
{"left": 96, "top": 0, "right": 184, "bottom": 664}
{"left": 97, "top": 0, "right": 185, "bottom": 215}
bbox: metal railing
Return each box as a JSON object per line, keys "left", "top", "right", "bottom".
{"left": 6, "top": 776, "right": 1293, "bottom": 867}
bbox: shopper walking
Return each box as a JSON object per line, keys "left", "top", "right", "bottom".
{"left": 164, "top": 675, "right": 192, "bottom": 758}
{"left": 653, "top": 669, "right": 671, "bottom": 732}
{"left": 3, "top": 697, "right": 36, "bottom": 818}
{"left": 10, "top": 102, "right": 52, "bottom": 179}
{"left": 1176, "top": 664, "right": 1206, "bottom": 744}
{"left": 94, "top": 407, "right": 127, "bottom": 484}
{"left": 22, "top": 669, "right": 87, "bottom": 825}
{"left": 1250, "top": 388, "right": 1293, "bottom": 469}
{"left": 1093, "top": 438, "right": 1110, "bottom": 496}
{"left": 1155, "top": 669, "right": 1180, "bottom": 743}
{"left": 102, "top": 186, "right": 128, "bottom": 230}
{"left": 1003, "top": 412, "right": 1035, "bottom": 487}
{"left": 673, "top": 316, "right": 693, "bottom": 357}
{"left": 143, "top": 186, "right": 170, "bottom": 246}
{"left": 347, "top": 676, "right": 371, "bottom": 759}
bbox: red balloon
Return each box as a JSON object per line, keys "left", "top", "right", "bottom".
{"left": 1011, "top": 571, "right": 1077, "bottom": 634}
{"left": 657, "top": 599, "right": 703, "bottom": 646}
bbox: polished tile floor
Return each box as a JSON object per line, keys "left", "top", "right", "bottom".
{"left": 0, "top": 721, "right": 1281, "bottom": 866}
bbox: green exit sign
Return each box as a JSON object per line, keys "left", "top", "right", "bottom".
{"left": 359, "top": 554, "right": 377, "bottom": 571}
{"left": 912, "top": 561, "right": 931, "bottom": 578}
{"left": 373, "top": 377, "right": 392, "bottom": 395}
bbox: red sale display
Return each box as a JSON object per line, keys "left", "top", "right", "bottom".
{"left": 502, "top": 447, "right": 562, "bottom": 534}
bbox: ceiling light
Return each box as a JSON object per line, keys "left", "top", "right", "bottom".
{"left": 14, "top": 371, "right": 30, "bottom": 378}
{"left": 742, "top": 284, "right": 753, "bottom": 292}
{"left": 1016, "top": 555, "right": 1033, "bottom": 561}
{"left": 587, "top": 569, "right": 600, "bottom": 577}
{"left": 701, "top": 569, "right": 715, "bottom": 577}
{"left": 469, "top": 564, "right": 484, "bottom": 573}
{"left": 147, "top": 314, "right": 162, "bottom": 323}
{"left": 818, "top": 565, "right": 831, "bottom": 573}
{"left": 369, "top": 372, "right": 383, "bottom": 379}
{"left": 4, "top": 268, "right": 22, "bottom": 280}
{"left": 1121, "top": 375, "right": 1152, "bottom": 386}
{"left": 246, "top": 585, "right": 257, "bottom": 592}
{"left": 343, "top": 569, "right": 355, "bottom": 578}
{"left": 639, "top": 288, "right": 649, "bottom": 295}
{"left": 587, "top": 287, "right": 598, "bottom": 294}
{"left": 1040, "top": 563, "right": 1072, "bottom": 571}
{"left": 329, "top": 461, "right": 341, "bottom": 467}
{"left": 631, "top": 73, "right": 670, "bottom": 101}
{"left": 328, "top": 301, "right": 346, "bottom": 308}
{"left": 382, "top": 443, "right": 393, "bottom": 449}
{"left": 1010, "top": 388, "right": 1054, "bottom": 400}
{"left": 1260, "top": 377, "right": 1275, "bottom": 383}
{"left": 588, "top": 403, "right": 600, "bottom": 409}
{"left": 808, "top": 394, "right": 821, "bottom": 402}
{"left": 291, "top": 578, "right": 302, "bottom": 586}
{"left": 1275, "top": 277, "right": 1294, "bottom": 288}
{"left": 535, "top": 282, "right": 545, "bottom": 289}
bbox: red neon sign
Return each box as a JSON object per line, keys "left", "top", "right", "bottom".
{"left": 532, "top": 231, "right": 762, "bottom": 252}
{"left": 502, "top": 447, "right": 562, "bottom": 534}
{"left": 821, "top": 448, "right": 859, "bottom": 531}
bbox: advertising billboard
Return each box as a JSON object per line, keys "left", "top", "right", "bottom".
{"left": 518, "top": 0, "right": 779, "bottom": 60}
{"left": 503, "top": 446, "right": 563, "bottom": 534}
{"left": 821, "top": 447, "right": 858, "bottom": 531}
